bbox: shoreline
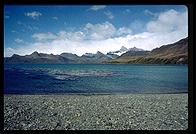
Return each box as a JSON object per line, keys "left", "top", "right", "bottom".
{"left": 4, "top": 91, "right": 188, "bottom": 96}
{"left": 4, "top": 93, "right": 188, "bottom": 130}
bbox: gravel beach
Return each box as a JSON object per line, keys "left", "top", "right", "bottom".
{"left": 4, "top": 94, "right": 188, "bottom": 130}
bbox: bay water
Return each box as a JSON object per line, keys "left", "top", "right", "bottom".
{"left": 4, "top": 64, "right": 188, "bottom": 94}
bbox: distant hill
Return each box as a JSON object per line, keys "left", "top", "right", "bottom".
{"left": 106, "top": 37, "right": 188, "bottom": 64}
{"left": 118, "top": 50, "right": 150, "bottom": 59}
{"left": 4, "top": 37, "right": 188, "bottom": 64}
{"left": 4, "top": 51, "right": 71, "bottom": 64}
{"left": 4, "top": 51, "right": 112, "bottom": 64}
{"left": 80, "top": 51, "right": 112, "bottom": 63}
{"left": 128, "top": 46, "right": 145, "bottom": 51}
{"left": 60, "top": 52, "right": 81, "bottom": 63}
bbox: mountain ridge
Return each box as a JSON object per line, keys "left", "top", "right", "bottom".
{"left": 106, "top": 37, "right": 188, "bottom": 64}
{"left": 4, "top": 37, "right": 188, "bottom": 64}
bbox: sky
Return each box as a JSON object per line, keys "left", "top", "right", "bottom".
{"left": 4, "top": 5, "right": 188, "bottom": 57}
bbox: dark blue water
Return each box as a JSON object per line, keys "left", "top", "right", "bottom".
{"left": 4, "top": 64, "right": 188, "bottom": 94}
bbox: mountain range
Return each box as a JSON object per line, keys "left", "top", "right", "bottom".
{"left": 106, "top": 37, "right": 188, "bottom": 64}
{"left": 106, "top": 46, "right": 145, "bottom": 59}
{"left": 4, "top": 37, "right": 188, "bottom": 64}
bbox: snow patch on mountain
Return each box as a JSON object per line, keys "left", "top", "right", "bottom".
{"left": 107, "top": 46, "right": 145, "bottom": 56}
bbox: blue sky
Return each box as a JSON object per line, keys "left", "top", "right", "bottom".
{"left": 4, "top": 5, "right": 188, "bottom": 57}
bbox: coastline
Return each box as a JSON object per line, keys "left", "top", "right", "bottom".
{"left": 4, "top": 93, "right": 188, "bottom": 130}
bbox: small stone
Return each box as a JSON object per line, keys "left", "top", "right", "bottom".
{"left": 21, "top": 122, "right": 26, "bottom": 127}
{"left": 28, "top": 123, "right": 33, "bottom": 127}
{"left": 53, "top": 113, "right": 58, "bottom": 116}
{"left": 76, "top": 113, "right": 80, "bottom": 117}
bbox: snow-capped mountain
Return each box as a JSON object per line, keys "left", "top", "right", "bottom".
{"left": 107, "top": 46, "right": 145, "bottom": 57}
{"left": 107, "top": 46, "right": 128, "bottom": 56}
{"left": 106, "top": 53, "right": 119, "bottom": 59}
{"left": 83, "top": 53, "right": 95, "bottom": 57}
{"left": 81, "top": 51, "right": 112, "bottom": 63}
{"left": 119, "top": 46, "right": 128, "bottom": 52}
{"left": 128, "top": 47, "right": 144, "bottom": 51}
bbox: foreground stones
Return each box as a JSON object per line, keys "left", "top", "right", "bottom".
{"left": 4, "top": 94, "right": 188, "bottom": 130}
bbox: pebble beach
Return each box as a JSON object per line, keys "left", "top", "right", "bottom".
{"left": 4, "top": 93, "right": 188, "bottom": 130}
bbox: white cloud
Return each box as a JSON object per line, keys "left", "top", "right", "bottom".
{"left": 25, "top": 11, "right": 42, "bottom": 19}
{"left": 15, "top": 38, "right": 24, "bottom": 43}
{"left": 89, "top": 5, "right": 106, "bottom": 11}
{"left": 104, "top": 11, "right": 114, "bottom": 19}
{"left": 116, "top": 27, "right": 132, "bottom": 36}
{"left": 146, "top": 9, "right": 188, "bottom": 33}
{"left": 5, "top": 31, "right": 186, "bottom": 57}
{"left": 33, "top": 22, "right": 131, "bottom": 41}
{"left": 84, "top": 21, "right": 116, "bottom": 40}
{"left": 17, "top": 21, "right": 39, "bottom": 32}
{"left": 32, "top": 32, "right": 57, "bottom": 41}
{"left": 5, "top": 30, "right": 187, "bottom": 57}
{"left": 144, "top": 9, "right": 158, "bottom": 17}
{"left": 57, "top": 31, "right": 85, "bottom": 41}
{"left": 130, "top": 20, "right": 146, "bottom": 34}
